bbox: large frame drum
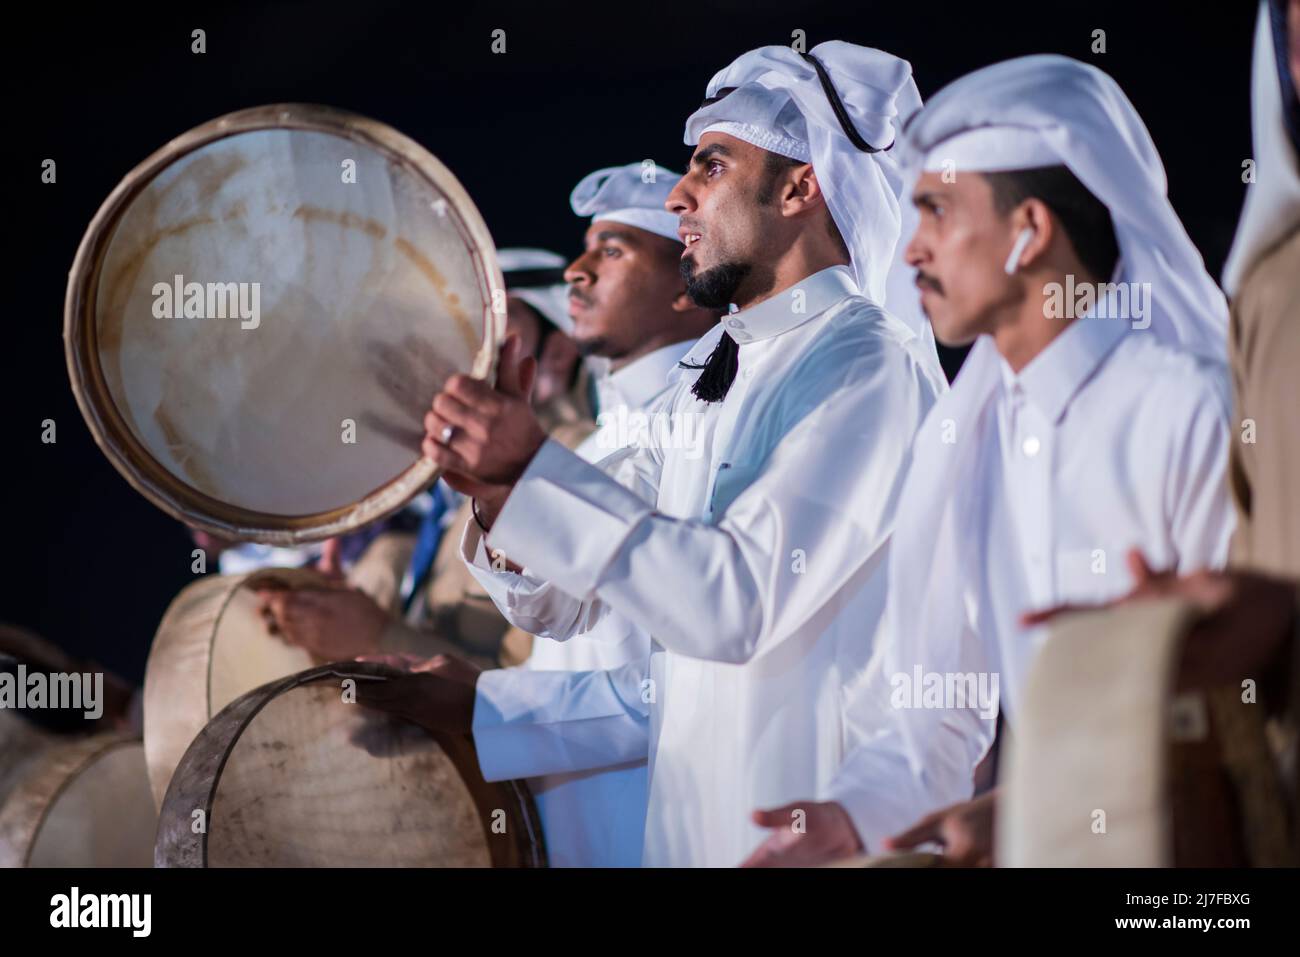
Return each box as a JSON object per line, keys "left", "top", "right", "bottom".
{"left": 65, "top": 103, "right": 502, "bottom": 545}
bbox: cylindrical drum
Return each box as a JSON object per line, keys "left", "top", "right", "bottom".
{"left": 2, "top": 626, "right": 73, "bottom": 809}
{"left": 143, "top": 567, "right": 338, "bottom": 806}
{"left": 0, "top": 625, "right": 153, "bottom": 867}
{"left": 155, "top": 662, "right": 545, "bottom": 867}
{"left": 0, "top": 733, "right": 155, "bottom": 868}
{"left": 999, "top": 598, "right": 1196, "bottom": 867}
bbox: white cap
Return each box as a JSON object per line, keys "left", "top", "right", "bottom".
{"left": 570, "top": 163, "right": 683, "bottom": 243}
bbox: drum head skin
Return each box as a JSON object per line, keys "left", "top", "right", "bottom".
{"left": 0, "top": 734, "right": 156, "bottom": 868}
{"left": 66, "top": 104, "right": 503, "bottom": 544}
{"left": 143, "top": 569, "right": 326, "bottom": 807}
{"left": 998, "top": 598, "right": 1197, "bottom": 867}
{"left": 155, "top": 662, "right": 545, "bottom": 868}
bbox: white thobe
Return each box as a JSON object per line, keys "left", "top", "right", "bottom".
{"left": 471, "top": 340, "right": 692, "bottom": 868}
{"left": 464, "top": 265, "right": 945, "bottom": 866}
{"left": 824, "top": 314, "right": 1234, "bottom": 851}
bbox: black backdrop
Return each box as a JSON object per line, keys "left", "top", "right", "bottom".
{"left": 5, "top": 1, "right": 1257, "bottom": 683}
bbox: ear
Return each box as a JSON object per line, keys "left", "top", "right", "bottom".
{"left": 782, "top": 163, "right": 825, "bottom": 217}
{"left": 1011, "top": 199, "right": 1055, "bottom": 270}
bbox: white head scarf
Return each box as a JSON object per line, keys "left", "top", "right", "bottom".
{"left": 1223, "top": 2, "right": 1300, "bottom": 297}
{"left": 681, "top": 40, "right": 941, "bottom": 377}
{"left": 880, "top": 55, "right": 1230, "bottom": 758}
{"left": 497, "top": 247, "right": 572, "bottom": 334}
{"left": 570, "top": 162, "right": 683, "bottom": 243}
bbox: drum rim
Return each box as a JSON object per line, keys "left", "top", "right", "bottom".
{"left": 64, "top": 103, "right": 504, "bottom": 545}
{"left": 155, "top": 661, "right": 547, "bottom": 868}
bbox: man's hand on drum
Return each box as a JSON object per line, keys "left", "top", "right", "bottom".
{"left": 881, "top": 790, "right": 998, "bottom": 867}
{"left": 1022, "top": 548, "right": 1298, "bottom": 695}
{"left": 258, "top": 586, "right": 388, "bottom": 660}
{"left": 740, "top": 800, "right": 864, "bottom": 867}
{"left": 422, "top": 333, "right": 547, "bottom": 528}
{"left": 352, "top": 653, "right": 481, "bottom": 734}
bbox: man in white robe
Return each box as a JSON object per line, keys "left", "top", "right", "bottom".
{"left": 744, "top": 54, "right": 1236, "bottom": 867}
{"left": 485, "top": 163, "right": 718, "bottom": 866}
{"left": 360, "top": 41, "right": 946, "bottom": 866}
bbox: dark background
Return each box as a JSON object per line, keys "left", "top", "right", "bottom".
{"left": 5, "top": 1, "right": 1258, "bottom": 683}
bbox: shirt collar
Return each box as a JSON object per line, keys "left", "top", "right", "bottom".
{"left": 999, "top": 313, "right": 1129, "bottom": 424}
{"left": 719, "top": 264, "right": 859, "bottom": 344}
{"left": 597, "top": 340, "right": 696, "bottom": 412}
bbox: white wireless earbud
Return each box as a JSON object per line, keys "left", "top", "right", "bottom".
{"left": 1003, "top": 227, "right": 1035, "bottom": 275}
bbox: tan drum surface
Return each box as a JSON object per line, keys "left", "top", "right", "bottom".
{"left": 66, "top": 103, "right": 502, "bottom": 544}
{"left": 143, "top": 568, "right": 335, "bottom": 806}
{"left": 998, "top": 598, "right": 1196, "bottom": 867}
{"left": 1, "top": 625, "right": 153, "bottom": 867}
{"left": 155, "top": 662, "right": 545, "bottom": 867}
{"left": 0, "top": 733, "right": 155, "bottom": 868}
{"left": 2, "top": 626, "right": 69, "bottom": 808}
{"left": 2, "top": 624, "right": 132, "bottom": 806}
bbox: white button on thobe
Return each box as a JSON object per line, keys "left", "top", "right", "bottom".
{"left": 825, "top": 316, "right": 1235, "bottom": 851}
{"left": 464, "top": 265, "right": 945, "bottom": 866}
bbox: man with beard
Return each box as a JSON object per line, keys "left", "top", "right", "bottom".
{"left": 358, "top": 41, "right": 946, "bottom": 866}
{"left": 327, "top": 165, "right": 717, "bottom": 866}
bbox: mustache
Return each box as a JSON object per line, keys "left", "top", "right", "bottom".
{"left": 914, "top": 271, "right": 943, "bottom": 295}
{"left": 567, "top": 286, "right": 595, "bottom": 307}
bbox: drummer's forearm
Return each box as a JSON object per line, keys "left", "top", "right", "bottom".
{"left": 471, "top": 486, "right": 511, "bottom": 530}
{"left": 457, "top": 491, "right": 618, "bottom": 643}
{"left": 473, "top": 664, "right": 652, "bottom": 779}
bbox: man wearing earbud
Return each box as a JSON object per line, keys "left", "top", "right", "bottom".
{"left": 382, "top": 42, "right": 947, "bottom": 867}
{"left": 745, "top": 55, "right": 1236, "bottom": 866}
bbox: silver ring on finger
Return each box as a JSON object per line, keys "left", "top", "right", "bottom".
{"left": 439, "top": 424, "right": 455, "bottom": 446}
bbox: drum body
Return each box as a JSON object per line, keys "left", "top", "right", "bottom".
{"left": 65, "top": 104, "right": 502, "bottom": 544}
{"left": 996, "top": 598, "right": 1280, "bottom": 867}
{"left": 2, "top": 626, "right": 68, "bottom": 809}
{"left": 143, "top": 568, "right": 332, "bottom": 806}
{"left": 0, "top": 734, "right": 155, "bottom": 868}
{"left": 155, "top": 663, "right": 545, "bottom": 867}
{"left": 1, "top": 626, "right": 154, "bottom": 867}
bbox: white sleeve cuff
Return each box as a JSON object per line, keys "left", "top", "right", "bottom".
{"left": 471, "top": 665, "right": 650, "bottom": 781}
{"left": 490, "top": 439, "right": 654, "bottom": 599}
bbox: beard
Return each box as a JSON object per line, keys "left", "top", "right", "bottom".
{"left": 572, "top": 335, "right": 611, "bottom": 358}
{"left": 680, "top": 256, "right": 751, "bottom": 310}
